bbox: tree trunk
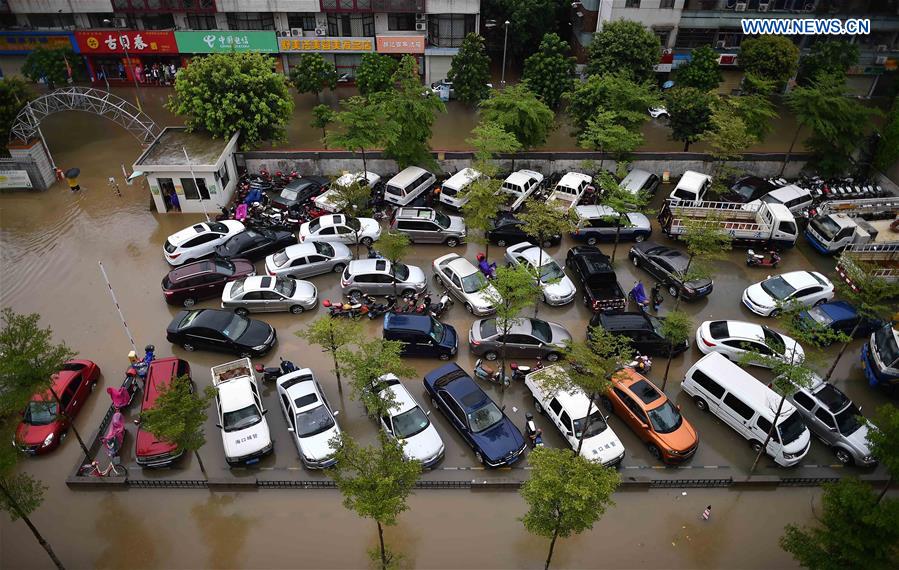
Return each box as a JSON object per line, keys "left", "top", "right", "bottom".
{"left": 575, "top": 395, "right": 596, "bottom": 457}
{"left": 194, "top": 450, "right": 208, "bottom": 481}
{"left": 683, "top": 141, "right": 690, "bottom": 152}
{"left": 534, "top": 248, "right": 544, "bottom": 319}
{"left": 662, "top": 341, "right": 674, "bottom": 392}
{"left": 331, "top": 349, "right": 344, "bottom": 393}
{"left": 545, "top": 517, "right": 561, "bottom": 570}
{"left": 484, "top": 240, "right": 490, "bottom": 263}
{"left": 0, "top": 481, "right": 65, "bottom": 570}
{"left": 780, "top": 124, "right": 802, "bottom": 177}
{"left": 673, "top": 254, "right": 693, "bottom": 311}
{"left": 611, "top": 215, "right": 621, "bottom": 262}
{"left": 360, "top": 147, "right": 368, "bottom": 175}
{"left": 320, "top": 127, "right": 327, "bottom": 144}
{"left": 376, "top": 521, "right": 388, "bottom": 570}
{"left": 877, "top": 474, "right": 893, "bottom": 504}
{"left": 750, "top": 393, "right": 787, "bottom": 473}
{"left": 499, "top": 321, "right": 510, "bottom": 394}
{"left": 824, "top": 321, "right": 860, "bottom": 382}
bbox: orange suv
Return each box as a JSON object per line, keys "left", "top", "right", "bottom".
{"left": 602, "top": 368, "right": 698, "bottom": 464}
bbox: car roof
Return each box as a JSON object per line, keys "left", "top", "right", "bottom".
{"left": 168, "top": 223, "right": 212, "bottom": 246}
{"left": 512, "top": 243, "right": 550, "bottom": 265}
{"left": 614, "top": 368, "right": 667, "bottom": 410}
{"left": 689, "top": 353, "right": 796, "bottom": 417}
{"left": 504, "top": 170, "right": 542, "bottom": 186}
{"left": 576, "top": 205, "right": 616, "bottom": 219}
{"left": 334, "top": 171, "right": 380, "bottom": 187}
{"left": 446, "top": 255, "right": 478, "bottom": 276}
{"left": 621, "top": 169, "right": 653, "bottom": 189}
{"left": 348, "top": 258, "right": 390, "bottom": 274}
{"left": 573, "top": 249, "right": 613, "bottom": 273}
{"left": 283, "top": 242, "right": 325, "bottom": 258}
{"left": 239, "top": 275, "right": 279, "bottom": 292}
{"left": 763, "top": 184, "right": 809, "bottom": 202}
{"left": 442, "top": 168, "right": 481, "bottom": 190}
{"left": 781, "top": 271, "right": 827, "bottom": 288}
{"left": 396, "top": 207, "right": 437, "bottom": 220}
{"left": 676, "top": 171, "right": 711, "bottom": 190}
{"left": 216, "top": 376, "right": 256, "bottom": 409}
{"left": 388, "top": 166, "right": 430, "bottom": 187}
{"left": 527, "top": 366, "right": 591, "bottom": 410}
{"left": 722, "top": 320, "right": 764, "bottom": 340}
{"left": 425, "top": 363, "right": 489, "bottom": 411}
{"left": 384, "top": 312, "right": 432, "bottom": 333}
{"left": 557, "top": 172, "right": 592, "bottom": 188}
{"left": 277, "top": 369, "right": 322, "bottom": 411}
{"left": 315, "top": 214, "right": 346, "bottom": 228}
{"left": 186, "top": 309, "right": 233, "bottom": 330}
{"left": 375, "top": 375, "right": 417, "bottom": 415}
{"left": 168, "top": 260, "right": 217, "bottom": 281}
{"left": 819, "top": 300, "right": 857, "bottom": 320}
{"left": 599, "top": 312, "right": 651, "bottom": 331}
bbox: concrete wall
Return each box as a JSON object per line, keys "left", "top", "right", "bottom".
{"left": 610, "top": 0, "right": 684, "bottom": 30}
{"left": 9, "top": 0, "right": 112, "bottom": 12}
{"left": 3, "top": 139, "right": 56, "bottom": 191}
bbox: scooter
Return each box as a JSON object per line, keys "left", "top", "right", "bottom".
{"left": 322, "top": 298, "right": 369, "bottom": 318}
{"left": 255, "top": 357, "right": 298, "bottom": 382}
{"left": 628, "top": 354, "right": 652, "bottom": 374}
{"left": 426, "top": 291, "right": 453, "bottom": 318}
{"left": 524, "top": 412, "right": 544, "bottom": 448}
{"left": 746, "top": 249, "right": 781, "bottom": 268}
{"left": 367, "top": 296, "right": 397, "bottom": 319}
{"left": 101, "top": 411, "right": 125, "bottom": 462}
{"left": 509, "top": 362, "right": 533, "bottom": 383}
{"left": 474, "top": 358, "right": 511, "bottom": 387}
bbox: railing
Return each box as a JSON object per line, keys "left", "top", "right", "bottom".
{"left": 817, "top": 197, "right": 899, "bottom": 216}
{"left": 650, "top": 478, "right": 732, "bottom": 488}
{"left": 128, "top": 478, "right": 208, "bottom": 489}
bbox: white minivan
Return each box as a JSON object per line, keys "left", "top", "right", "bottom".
{"left": 682, "top": 352, "right": 811, "bottom": 467}
{"left": 668, "top": 171, "right": 712, "bottom": 203}
{"left": 758, "top": 184, "right": 814, "bottom": 214}
{"left": 438, "top": 168, "right": 481, "bottom": 210}
{"left": 384, "top": 166, "right": 436, "bottom": 207}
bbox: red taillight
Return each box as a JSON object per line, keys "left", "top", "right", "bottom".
{"left": 164, "top": 290, "right": 174, "bottom": 296}
{"left": 701, "top": 337, "right": 716, "bottom": 347}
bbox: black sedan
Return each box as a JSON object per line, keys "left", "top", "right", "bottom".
{"left": 271, "top": 176, "right": 329, "bottom": 210}
{"left": 628, "top": 241, "right": 713, "bottom": 301}
{"left": 486, "top": 212, "right": 562, "bottom": 248}
{"left": 166, "top": 309, "right": 277, "bottom": 357}
{"left": 213, "top": 228, "right": 295, "bottom": 261}
{"left": 722, "top": 176, "right": 775, "bottom": 203}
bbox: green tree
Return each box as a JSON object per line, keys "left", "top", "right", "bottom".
{"left": 447, "top": 33, "right": 491, "bottom": 105}
{"left": 729, "top": 88, "right": 778, "bottom": 142}
{"left": 289, "top": 53, "right": 338, "bottom": 97}
{"left": 565, "top": 72, "right": 660, "bottom": 137}
{"left": 480, "top": 264, "right": 539, "bottom": 382}
{"left": 376, "top": 231, "right": 411, "bottom": 297}
{"left": 355, "top": 53, "right": 398, "bottom": 96}
{"left": 659, "top": 309, "right": 692, "bottom": 392}
{"left": 22, "top": 46, "right": 80, "bottom": 88}
{"left": 0, "top": 471, "right": 63, "bottom": 569}
{"left": 139, "top": 375, "right": 215, "bottom": 479}
{"left": 874, "top": 95, "right": 899, "bottom": 172}
{"left": 0, "top": 78, "right": 35, "bottom": 150}
{"left": 704, "top": 98, "right": 759, "bottom": 183}
{"left": 485, "top": 0, "right": 568, "bottom": 59}
{"left": 517, "top": 198, "right": 577, "bottom": 317}
{"left": 460, "top": 177, "right": 507, "bottom": 260}
{"left": 327, "top": 432, "right": 421, "bottom": 570}
{"left": 326, "top": 96, "right": 394, "bottom": 176}
{"left": 675, "top": 45, "right": 722, "bottom": 92}
{"left": 296, "top": 317, "right": 363, "bottom": 393}
{"left": 578, "top": 111, "right": 644, "bottom": 172}
{"left": 867, "top": 405, "right": 899, "bottom": 503}
{"left": 780, "top": 478, "right": 899, "bottom": 569}
{"left": 585, "top": 20, "right": 660, "bottom": 82}
{"left": 739, "top": 35, "right": 800, "bottom": 89}
{"left": 479, "top": 84, "right": 555, "bottom": 149}
{"left": 520, "top": 448, "right": 620, "bottom": 570}
{"left": 588, "top": 171, "right": 650, "bottom": 262}
{"left": 329, "top": 179, "right": 374, "bottom": 218}
{"left": 786, "top": 72, "right": 882, "bottom": 176}
{"left": 522, "top": 32, "right": 575, "bottom": 110}
{"left": 310, "top": 104, "right": 335, "bottom": 146}
{"left": 797, "top": 40, "right": 860, "bottom": 86}
{"left": 665, "top": 87, "right": 715, "bottom": 151}
{"left": 167, "top": 52, "right": 294, "bottom": 149}
{"left": 338, "top": 337, "right": 414, "bottom": 418}
{"left": 671, "top": 216, "right": 732, "bottom": 306}
{"left": 466, "top": 119, "right": 522, "bottom": 174}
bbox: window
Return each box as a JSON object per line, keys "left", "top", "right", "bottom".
{"left": 26, "top": 13, "right": 76, "bottom": 28}
{"left": 815, "top": 408, "right": 836, "bottom": 429}
{"left": 723, "top": 393, "right": 753, "bottom": 420}
{"left": 215, "top": 163, "right": 230, "bottom": 189}
{"left": 559, "top": 411, "right": 573, "bottom": 432}
{"left": 428, "top": 14, "right": 476, "bottom": 48}
{"left": 442, "top": 393, "right": 465, "bottom": 424}
{"left": 625, "top": 0, "right": 641, "bottom": 6}
{"left": 654, "top": 29, "right": 671, "bottom": 48}
{"left": 226, "top": 12, "right": 275, "bottom": 30}
{"left": 187, "top": 13, "right": 217, "bottom": 30}
{"left": 675, "top": 28, "right": 717, "bottom": 49}
{"left": 549, "top": 398, "right": 563, "bottom": 416}
{"left": 691, "top": 370, "right": 725, "bottom": 398}
{"left": 88, "top": 13, "right": 116, "bottom": 28}
{"left": 287, "top": 13, "right": 318, "bottom": 31}
{"left": 181, "top": 177, "right": 210, "bottom": 201}
{"left": 142, "top": 13, "right": 175, "bottom": 29}
{"left": 388, "top": 13, "right": 416, "bottom": 31}
{"left": 716, "top": 30, "right": 744, "bottom": 48}
{"left": 327, "top": 13, "right": 374, "bottom": 37}
{"left": 756, "top": 416, "right": 772, "bottom": 434}
{"left": 660, "top": 0, "right": 675, "bottom": 7}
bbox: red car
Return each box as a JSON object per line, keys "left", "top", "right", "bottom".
{"left": 161, "top": 258, "right": 255, "bottom": 307}
{"left": 15, "top": 360, "right": 101, "bottom": 455}
{"left": 136, "top": 357, "right": 191, "bottom": 468}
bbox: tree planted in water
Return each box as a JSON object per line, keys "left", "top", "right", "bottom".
{"left": 296, "top": 317, "right": 363, "bottom": 393}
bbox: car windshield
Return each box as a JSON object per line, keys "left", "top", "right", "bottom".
{"left": 762, "top": 327, "right": 786, "bottom": 354}
{"left": 274, "top": 278, "right": 296, "bottom": 297}
{"left": 346, "top": 217, "right": 361, "bottom": 231}
{"left": 214, "top": 259, "right": 235, "bottom": 275}
{"left": 834, "top": 404, "right": 863, "bottom": 435}
{"left": 806, "top": 306, "right": 834, "bottom": 326}
{"left": 223, "top": 404, "right": 262, "bottom": 432}
{"left": 573, "top": 410, "right": 607, "bottom": 439}
{"left": 308, "top": 218, "right": 322, "bottom": 234}
{"left": 434, "top": 211, "right": 451, "bottom": 228}
{"left": 24, "top": 400, "right": 57, "bottom": 425}
{"left": 539, "top": 260, "right": 565, "bottom": 283}
{"left": 480, "top": 319, "right": 498, "bottom": 338}
{"left": 392, "top": 407, "right": 430, "bottom": 439}
{"left": 394, "top": 264, "right": 410, "bottom": 282}
{"left": 760, "top": 276, "right": 795, "bottom": 300}
{"left": 429, "top": 319, "right": 445, "bottom": 343}
{"left": 777, "top": 410, "right": 806, "bottom": 445}
{"left": 530, "top": 319, "right": 551, "bottom": 343}
{"left": 468, "top": 402, "right": 503, "bottom": 433}
{"left": 874, "top": 325, "right": 899, "bottom": 368}
{"left": 314, "top": 241, "right": 334, "bottom": 257}
{"left": 648, "top": 401, "right": 683, "bottom": 434}
{"left": 295, "top": 405, "right": 335, "bottom": 437}
{"left": 673, "top": 188, "right": 696, "bottom": 200}
{"left": 731, "top": 184, "right": 756, "bottom": 201}
{"left": 385, "top": 184, "right": 403, "bottom": 196}
{"left": 222, "top": 315, "right": 250, "bottom": 339}
{"left": 461, "top": 271, "right": 488, "bottom": 293}
{"left": 272, "top": 251, "right": 289, "bottom": 267}
{"left": 280, "top": 188, "right": 299, "bottom": 201}
{"left": 230, "top": 279, "right": 246, "bottom": 298}
{"left": 810, "top": 216, "right": 841, "bottom": 240}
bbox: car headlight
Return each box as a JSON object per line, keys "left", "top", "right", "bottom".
{"left": 253, "top": 345, "right": 269, "bottom": 351}
{"left": 43, "top": 433, "right": 54, "bottom": 447}
{"left": 684, "top": 286, "right": 695, "bottom": 294}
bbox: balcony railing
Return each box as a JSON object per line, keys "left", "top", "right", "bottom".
{"left": 320, "top": 0, "right": 425, "bottom": 12}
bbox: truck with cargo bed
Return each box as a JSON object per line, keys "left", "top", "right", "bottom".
{"left": 500, "top": 169, "right": 543, "bottom": 213}
{"left": 804, "top": 197, "right": 899, "bottom": 254}
{"left": 565, "top": 246, "right": 626, "bottom": 313}
{"left": 658, "top": 199, "right": 798, "bottom": 248}
{"left": 211, "top": 358, "right": 273, "bottom": 466}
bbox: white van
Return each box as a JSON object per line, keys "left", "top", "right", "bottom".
{"left": 668, "top": 171, "right": 712, "bottom": 203}
{"left": 758, "top": 184, "right": 813, "bottom": 214}
{"left": 384, "top": 166, "right": 436, "bottom": 207}
{"left": 682, "top": 352, "right": 810, "bottom": 467}
{"left": 438, "top": 168, "right": 481, "bottom": 210}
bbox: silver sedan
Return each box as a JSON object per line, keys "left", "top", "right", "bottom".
{"left": 222, "top": 276, "right": 317, "bottom": 315}
{"left": 469, "top": 317, "right": 571, "bottom": 362}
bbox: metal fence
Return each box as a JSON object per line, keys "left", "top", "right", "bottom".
{"left": 780, "top": 477, "right": 842, "bottom": 487}
{"left": 127, "top": 478, "right": 208, "bottom": 489}
{"left": 650, "top": 478, "right": 733, "bottom": 488}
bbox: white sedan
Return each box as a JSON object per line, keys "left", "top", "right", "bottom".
{"left": 163, "top": 220, "right": 245, "bottom": 266}
{"left": 276, "top": 369, "right": 341, "bottom": 469}
{"left": 373, "top": 374, "right": 444, "bottom": 468}
{"left": 433, "top": 253, "right": 499, "bottom": 316}
{"left": 742, "top": 271, "right": 835, "bottom": 317}
{"left": 503, "top": 242, "right": 576, "bottom": 306}
{"left": 298, "top": 214, "right": 381, "bottom": 246}
{"left": 696, "top": 320, "right": 805, "bottom": 368}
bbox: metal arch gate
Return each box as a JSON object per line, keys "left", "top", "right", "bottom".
{"left": 8, "top": 87, "right": 162, "bottom": 147}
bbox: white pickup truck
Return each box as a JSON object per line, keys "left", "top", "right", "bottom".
{"left": 500, "top": 169, "right": 543, "bottom": 212}
{"left": 211, "top": 358, "right": 273, "bottom": 466}
{"left": 547, "top": 172, "right": 593, "bottom": 210}
{"left": 524, "top": 366, "right": 625, "bottom": 466}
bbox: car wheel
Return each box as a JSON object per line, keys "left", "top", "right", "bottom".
{"left": 465, "top": 303, "right": 474, "bottom": 314}
{"left": 835, "top": 448, "right": 853, "bottom": 465}
{"left": 534, "top": 398, "right": 544, "bottom": 414}
{"left": 770, "top": 309, "right": 781, "bottom": 318}
{"left": 694, "top": 397, "right": 708, "bottom": 411}
{"left": 235, "top": 307, "right": 249, "bottom": 317}
{"left": 648, "top": 444, "right": 662, "bottom": 461}
{"left": 497, "top": 239, "right": 507, "bottom": 247}
{"left": 332, "top": 263, "right": 346, "bottom": 274}
{"left": 348, "top": 289, "right": 363, "bottom": 298}
{"left": 634, "top": 234, "right": 646, "bottom": 243}
{"left": 402, "top": 288, "right": 416, "bottom": 298}
{"left": 484, "top": 351, "right": 498, "bottom": 361}
{"left": 587, "top": 237, "right": 598, "bottom": 246}
{"left": 814, "top": 299, "right": 826, "bottom": 307}
{"left": 182, "top": 343, "right": 195, "bottom": 352}
{"left": 289, "top": 305, "right": 305, "bottom": 315}
{"left": 601, "top": 396, "right": 613, "bottom": 413}
{"left": 475, "top": 451, "right": 484, "bottom": 465}
{"left": 183, "top": 297, "right": 196, "bottom": 308}
{"left": 433, "top": 273, "right": 440, "bottom": 283}
{"left": 750, "top": 440, "right": 764, "bottom": 453}
{"left": 361, "top": 237, "right": 373, "bottom": 247}
{"left": 446, "top": 237, "right": 459, "bottom": 247}
{"left": 545, "top": 352, "right": 560, "bottom": 362}
{"left": 668, "top": 285, "right": 679, "bottom": 298}
{"left": 631, "top": 256, "right": 639, "bottom": 267}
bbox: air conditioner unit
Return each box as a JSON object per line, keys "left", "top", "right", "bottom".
{"left": 415, "top": 13, "right": 426, "bottom": 22}
{"left": 276, "top": 30, "right": 290, "bottom": 37}
{"left": 735, "top": 2, "right": 747, "bottom": 11}
{"left": 876, "top": 44, "right": 888, "bottom": 52}
{"left": 876, "top": 55, "right": 888, "bottom": 65}
{"left": 315, "top": 27, "right": 327, "bottom": 37}
{"left": 758, "top": 2, "right": 769, "bottom": 10}
{"left": 415, "top": 22, "right": 427, "bottom": 31}
{"left": 715, "top": 40, "right": 726, "bottom": 49}
{"left": 291, "top": 28, "right": 303, "bottom": 36}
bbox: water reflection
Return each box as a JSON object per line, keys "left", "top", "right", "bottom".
{"left": 94, "top": 493, "right": 162, "bottom": 569}
{"left": 190, "top": 493, "right": 254, "bottom": 569}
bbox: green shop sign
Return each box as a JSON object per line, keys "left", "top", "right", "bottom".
{"left": 175, "top": 31, "right": 278, "bottom": 54}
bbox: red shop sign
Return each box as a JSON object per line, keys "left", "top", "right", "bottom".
{"left": 75, "top": 30, "right": 178, "bottom": 54}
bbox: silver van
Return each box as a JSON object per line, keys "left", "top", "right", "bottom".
{"left": 620, "top": 169, "right": 660, "bottom": 195}
{"left": 384, "top": 167, "right": 436, "bottom": 207}
{"left": 390, "top": 207, "right": 466, "bottom": 246}
{"left": 682, "top": 352, "right": 811, "bottom": 467}
{"left": 340, "top": 259, "right": 427, "bottom": 297}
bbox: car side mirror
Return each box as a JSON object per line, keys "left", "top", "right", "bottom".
{"left": 333, "top": 410, "right": 340, "bottom": 416}
{"left": 829, "top": 426, "right": 837, "bottom": 432}
{"left": 287, "top": 426, "right": 294, "bottom": 433}
{"left": 261, "top": 409, "right": 267, "bottom": 415}
{"left": 215, "top": 424, "right": 222, "bottom": 429}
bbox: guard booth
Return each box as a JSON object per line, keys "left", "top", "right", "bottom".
{"left": 133, "top": 127, "right": 239, "bottom": 214}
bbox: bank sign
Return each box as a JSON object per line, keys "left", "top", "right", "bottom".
{"left": 175, "top": 31, "right": 278, "bottom": 54}
{"left": 74, "top": 31, "right": 178, "bottom": 54}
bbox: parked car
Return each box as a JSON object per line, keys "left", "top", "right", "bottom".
{"left": 429, "top": 79, "right": 493, "bottom": 99}
{"left": 758, "top": 184, "right": 813, "bottom": 214}
{"left": 629, "top": 241, "right": 714, "bottom": 300}
{"left": 264, "top": 242, "right": 352, "bottom": 279}
{"left": 222, "top": 275, "right": 317, "bottom": 315}
{"left": 211, "top": 358, "right": 273, "bottom": 466}
{"left": 504, "top": 242, "right": 576, "bottom": 306}
{"left": 696, "top": 320, "right": 804, "bottom": 367}
{"left": 437, "top": 167, "right": 481, "bottom": 210}
{"left": 546, "top": 172, "right": 592, "bottom": 210}
{"left": 742, "top": 271, "right": 835, "bottom": 317}
{"left": 166, "top": 309, "right": 277, "bottom": 356}
{"left": 276, "top": 368, "right": 341, "bottom": 468}
{"left": 526, "top": 366, "right": 625, "bottom": 466}
{"left": 788, "top": 374, "right": 876, "bottom": 466}
{"left": 162, "top": 258, "right": 255, "bottom": 308}
{"left": 271, "top": 175, "right": 329, "bottom": 210}
{"left": 213, "top": 228, "right": 295, "bottom": 261}
{"left": 572, "top": 205, "right": 652, "bottom": 245}
{"left": 383, "top": 312, "right": 458, "bottom": 360}
{"left": 136, "top": 358, "right": 191, "bottom": 467}
{"left": 797, "top": 300, "right": 884, "bottom": 343}
{"left": 648, "top": 107, "right": 668, "bottom": 119}
{"left": 423, "top": 363, "right": 527, "bottom": 467}
{"left": 487, "top": 212, "right": 562, "bottom": 248}
{"left": 384, "top": 166, "right": 436, "bottom": 207}
{"left": 620, "top": 169, "right": 660, "bottom": 196}
{"left": 590, "top": 312, "right": 689, "bottom": 357}
{"left": 601, "top": 367, "right": 698, "bottom": 464}
{"left": 432, "top": 253, "right": 499, "bottom": 315}
{"left": 722, "top": 176, "right": 776, "bottom": 204}
{"left": 390, "top": 207, "right": 466, "bottom": 246}
{"left": 566, "top": 246, "right": 626, "bottom": 313}
{"left": 14, "top": 360, "right": 101, "bottom": 455}
{"left": 314, "top": 171, "right": 381, "bottom": 213}
{"left": 163, "top": 220, "right": 245, "bottom": 266}
{"left": 298, "top": 213, "right": 381, "bottom": 246}
{"left": 341, "top": 259, "right": 427, "bottom": 297}
{"left": 500, "top": 169, "right": 543, "bottom": 212}
{"left": 372, "top": 374, "right": 445, "bottom": 467}
{"left": 469, "top": 317, "right": 570, "bottom": 362}
{"left": 668, "top": 171, "right": 711, "bottom": 203}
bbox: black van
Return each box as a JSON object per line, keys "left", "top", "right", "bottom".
{"left": 383, "top": 313, "right": 458, "bottom": 360}
{"left": 589, "top": 312, "right": 689, "bottom": 356}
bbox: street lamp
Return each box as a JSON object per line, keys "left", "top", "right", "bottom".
{"left": 103, "top": 18, "right": 143, "bottom": 112}
{"left": 501, "top": 20, "right": 510, "bottom": 88}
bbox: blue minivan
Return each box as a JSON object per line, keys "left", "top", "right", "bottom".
{"left": 383, "top": 313, "right": 458, "bottom": 360}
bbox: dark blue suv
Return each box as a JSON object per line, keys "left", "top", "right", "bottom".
{"left": 384, "top": 313, "right": 457, "bottom": 360}
{"left": 423, "top": 363, "right": 526, "bottom": 467}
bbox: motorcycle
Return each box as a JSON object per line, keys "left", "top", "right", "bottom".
{"left": 474, "top": 358, "right": 511, "bottom": 386}
{"left": 322, "top": 297, "right": 369, "bottom": 318}
{"left": 746, "top": 249, "right": 781, "bottom": 268}
{"left": 367, "top": 296, "right": 397, "bottom": 319}
{"left": 524, "top": 412, "right": 544, "bottom": 448}
{"left": 425, "top": 291, "right": 453, "bottom": 318}
{"left": 628, "top": 354, "right": 652, "bottom": 374}
{"left": 509, "top": 362, "right": 533, "bottom": 383}
{"left": 101, "top": 411, "right": 126, "bottom": 461}
{"left": 255, "top": 357, "right": 299, "bottom": 382}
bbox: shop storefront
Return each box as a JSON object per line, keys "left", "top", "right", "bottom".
{"left": 175, "top": 31, "right": 280, "bottom": 71}
{"left": 375, "top": 35, "right": 425, "bottom": 77}
{"left": 278, "top": 36, "right": 375, "bottom": 77}
{"left": 0, "top": 31, "right": 76, "bottom": 78}
{"left": 74, "top": 30, "right": 180, "bottom": 85}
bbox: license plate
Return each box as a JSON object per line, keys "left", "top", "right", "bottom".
{"left": 245, "top": 458, "right": 260, "bottom": 465}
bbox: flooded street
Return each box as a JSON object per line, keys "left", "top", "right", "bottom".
{"left": 0, "top": 101, "right": 893, "bottom": 569}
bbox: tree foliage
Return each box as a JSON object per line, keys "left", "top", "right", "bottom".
{"left": 797, "top": 40, "right": 860, "bottom": 87}
{"left": 522, "top": 32, "right": 575, "bottom": 110}
{"left": 565, "top": 72, "right": 659, "bottom": 137}
{"left": 167, "top": 52, "right": 294, "bottom": 149}
{"left": 0, "top": 78, "right": 35, "bottom": 150}
{"left": 675, "top": 45, "right": 723, "bottom": 92}
{"left": 289, "top": 53, "right": 338, "bottom": 95}
{"left": 586, "top": 20, "right": 660, "bottom": 83}
{"left": 377, "top": 230, "right": 412, "bottom": 296}
{"left": 589, "top": 171, "right": 651, "bottom": 261}
{"left": 867, "top": 405, "right": 899, "bottom": 502}
{"left": 479, "top": 84, "right": 555, "bottom": 150}
{"left": 326, "top": 96, "right": 394, "bottom": 175}
{"left": 578, "top": 110, "right": 644, "bottom": 169}
{"left": 0, "top": 472, "right": 45, "bottom": 522}
{"left": 484, "top": 0, "right": 569, "bottom": 58}
{"left": 480, "top": 265, "right": 539, "bottom": 379}
{"left": 678, "top": 216, "right": 733, "bottom": 280}
{"left": 311, "top": 104, "right": 335, "bottom": 145}
{"left": 705, "top": 98, "right": 759, "bottom": 172}
{"left": 297, "top": 317, "right": 362, "bottom": 392}
{"left": 874, "top": 95, "right": 899, "bottom": 172}
{"left": 460, "top": 176, "right": 506, "bottom": 259}
{"left": 517, "top": 198, "right": 577, "bottom": 315}
{"left": 447, "top": 33, "right": 491, "bottom": 105}
{"left": 659, "top": 309, "right": 692, "bottom": 391}
{"left": 329, "top": 179, "right": 374, "bottom": 217}
{"left": 338, "top": 338, "right": 414, "bottom": 418}
{"left": 466, "top": 119, "right": 522, "bottom": 172}
{"left": 23, "top": 47, "right": 81, "bottom": 88}
{"left": 355, "top": 53, "right": 398, "bottom": 96}
{"left": 739, "top": 35, "right": 799, "bottom": 89}
{"left": 665, "top": 87, "right": 715, "bottom": 152}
